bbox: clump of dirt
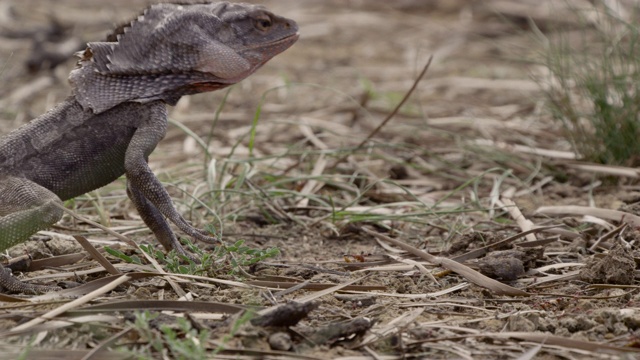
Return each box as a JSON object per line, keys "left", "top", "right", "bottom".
{"left": 477, "top": 247, "right": 543, "bottom": 281}
{"left": 579, "top": 244, "right": 636, "bottom": 285}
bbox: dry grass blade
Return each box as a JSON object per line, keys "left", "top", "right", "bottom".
{"left": 31, "top": 272, "right": 161, "bottom": 302}
{"left": 81, "top": 327, "right": 132, "bottom": 360}
{"left": 496, "top": 196, "right": 536, "bottom": 242}
{"left": 407, "top": 328, "right": 640, "bottom": 355}
{"left": 344, "top": 282, "right": 469, "bottom": 299}
{"left": 53, "top": 203, "right": 137, "bottom": 248}
{"left": 0, "top": 293, "right": 29, "bottom": 303}
{"left": 295, "top": 276, "right": 371, "bottom": 304}
{"left": 362, "top": 227, "right": 530, "bottom": 297}
{"left": 166, "top": 273, "right": 257, "bottom": 289}
{"left": 536, "top": 205, "right": 640, "bottom": 227}
{"left": 517, "top": 344, "right": 542, "bottom": 360}
{"left": 473, "top": 139, "right": 577, "bottom": 159}
{"left": 246, "top": 280, "right": 384, "bottom": 292}
{"left": 31, "top": 271, "right": 260, "bottom": 302}
{"left": 73, "top": 235, "right": 120, "bottom": 275}
{"left": 359, "top": 307, "right": 425, "bottom": 347}
{"left": 480, "top": 332, "right": 640, "bottom": 355}
{"left": 589, "top": 223, "right": 627, "bottom": 251}
{"left": 215, "top": 348, "right": 325, "bottom": 359}
{"left": 296, "top": 153, "right": 327, "bottom": 207}
{"left": 4, "top": 76, "right": 54, "bottom": 105}
{"left": 566, "top": 162, "right": 640, "bottom": 177}
{"left": 362, "top": 346, "right": 385, "bottom": 360}
{"left": 0, "top": 349, "right": 123, "bottom": 360}
{"left": 524, "top": 270, "right": 581, "bottom": 288}
{"left": 2, "top": 315, "right": 120, "bottom": 341}
{"left": 298, "top": 121, "right": 330, "bottom": 150}
{"left": 29, "top": 253, "right": 87, "bottom": 271}
{"left": 77, "top": 299, "right": 250, "bottom": 314}
{"left": 7, "top": 274, "right": 131, "bottom": 334}
{"left": 390, "top": 255, "right": 439, "bottom": 283}
{"left": 451, "top": 225, "right": 560, "bottom": 262}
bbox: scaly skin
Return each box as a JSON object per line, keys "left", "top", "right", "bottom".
{"left": 0, "top": 2, "right": 298, "bottom": 293}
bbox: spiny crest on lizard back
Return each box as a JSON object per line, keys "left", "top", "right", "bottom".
{"left": 69, "top": 1, "right": 299, "bottom": 114}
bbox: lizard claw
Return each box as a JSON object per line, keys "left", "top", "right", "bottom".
{"left": 171, "top": 215, "right": 220, "bottom": 244}
{"left": 187, "top": 227, "right": 220, "bottom": 244}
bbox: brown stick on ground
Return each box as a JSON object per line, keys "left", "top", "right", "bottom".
{"left": 329, "top": 56, "right": 433, "bottom": 170}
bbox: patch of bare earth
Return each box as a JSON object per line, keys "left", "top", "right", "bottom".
{"left": 2, "top": 0, "right": 640, "bottom": 359}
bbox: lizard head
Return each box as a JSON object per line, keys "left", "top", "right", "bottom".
{"left": 198, "top": 2, "right": 300, "bottom": 80}
{"left": 69, "top": 2, "right": 299, "bottom": 114}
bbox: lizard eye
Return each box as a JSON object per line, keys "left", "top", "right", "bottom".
{"left": 255, "top": 16, "right": 272, "bottom": 31}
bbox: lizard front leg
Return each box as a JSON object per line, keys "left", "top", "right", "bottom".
{"left": 124, "top": 112, "right": 219, "bottom": 249}
{"left": 0, "top": 176, "right": 62, "bottom": 293}
{"left": 126, "top": 181, "right": 193, "bottom": 258}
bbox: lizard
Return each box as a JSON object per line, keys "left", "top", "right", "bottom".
{"left": 0, "top": 1, "right": 299, "bottom": 293}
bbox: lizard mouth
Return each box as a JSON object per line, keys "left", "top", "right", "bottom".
{"left": 244, "top": 31, "right": 300, "bottom": 51}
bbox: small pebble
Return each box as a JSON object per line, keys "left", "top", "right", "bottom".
{"left": 268, "top": 332, "right": 292, "bottom": 351}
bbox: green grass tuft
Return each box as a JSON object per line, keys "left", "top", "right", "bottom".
{"left": 539, "top": 7, "right": 640, "bottom": 166}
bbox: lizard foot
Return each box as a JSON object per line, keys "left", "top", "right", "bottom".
{"left": 0, "top": 264, "right": 60, "bottom": 294}
{"left": 174, "top": 219, "right": 220, "bottom": 245}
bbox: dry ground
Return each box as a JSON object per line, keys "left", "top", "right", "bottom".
{"left": 2, "top": 0, "right": 640, "bottom": 359}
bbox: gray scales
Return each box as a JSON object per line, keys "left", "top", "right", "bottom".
{"left": 0, "top": 2, "right": 299, "bottom": 293}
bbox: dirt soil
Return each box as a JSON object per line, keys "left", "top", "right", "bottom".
{"left": 2, "top": 1, "right": 640, "bottom": 359}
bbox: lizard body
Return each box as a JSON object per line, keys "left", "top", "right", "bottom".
{"left": 0, "top": 2, "right": 298, "bottom": 293}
